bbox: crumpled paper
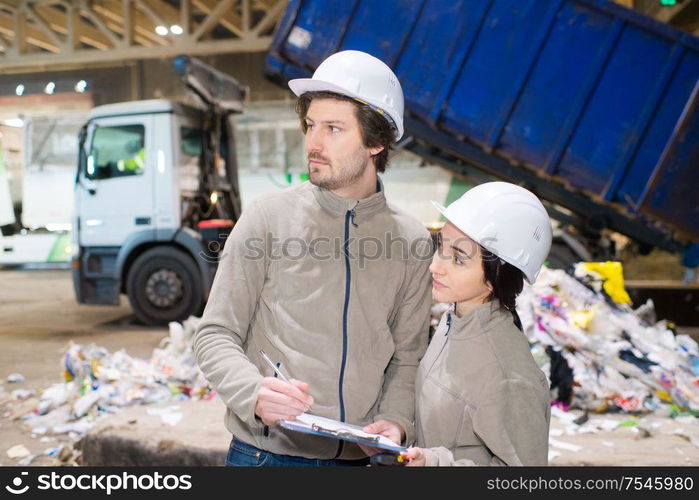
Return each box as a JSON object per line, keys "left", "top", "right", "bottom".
{"left": 17, "top": 316, "right": 215, "bottom": 440}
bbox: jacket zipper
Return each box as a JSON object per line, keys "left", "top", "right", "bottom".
{"left": 418, "top": 311, "right": 453, "bottom": 446}
{"left": 335, "top": 208, "right": 355, "bottom": 458}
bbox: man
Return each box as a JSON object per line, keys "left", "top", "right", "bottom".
{"left": 193, "top": 50, "right": 432, "bottom": 466}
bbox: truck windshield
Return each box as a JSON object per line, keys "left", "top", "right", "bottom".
{"left": 181, "top": 127, "right": 202, "bottom": 157}
{"left": 87, "top": 124, "right": 145, "bottom": 180}
{"left": 180, "top": 126, "right": 228, "bottom": 159}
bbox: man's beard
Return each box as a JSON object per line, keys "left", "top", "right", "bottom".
{"left": 308, "top": 151, "right": 369, "bottom": 191}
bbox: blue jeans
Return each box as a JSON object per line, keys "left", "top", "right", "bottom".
{"left": 225, "top": 437, "right": 370, "bottom": 467}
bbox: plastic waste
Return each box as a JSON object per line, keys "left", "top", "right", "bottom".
{"left": 618, "top": 419, "right": 639, "bottom": 428}
{"left": 574, "top": 261, "right": 632, "bottom": 304}
{"left": 7, "top": 373, "right": 25, "bottom": 383}
{"left": 517, "top": 267, "right": 699, "bottom": 414}
{"left": 146, "top": 405, "right": 183, "bottom": 426}
{"left": 6, "top": 444, "right": 31, "bottom": 459}
{"left": 549, "top": 439, "right": 581, "bottom": 452}
{"left": 10, "top": 316, "right": 214, "bottom": 443}
{"left": 11, "top": 389, "right": 33, "bottom": 400}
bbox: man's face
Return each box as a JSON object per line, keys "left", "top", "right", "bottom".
{"left": 303, "top": 98, "right": 380, "bottom": 191}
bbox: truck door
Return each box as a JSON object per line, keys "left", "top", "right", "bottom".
{"left": 77, "top": 115, "right": 154, "bottom": 247}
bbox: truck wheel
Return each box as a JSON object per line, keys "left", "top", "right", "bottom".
{"left": 126, "top": 246, "right": 204, "bottom": 326}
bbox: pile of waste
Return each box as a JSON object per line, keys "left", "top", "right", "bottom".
{"left": 3, "top": 261, "right": 698, "bottom": 464}
{"left": 516, "top": 264, "right": 699, "bottom": 415}
{"left": 3, "top": 316, "right": 213, "bottom": 463}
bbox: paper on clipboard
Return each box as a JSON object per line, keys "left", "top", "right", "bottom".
{"left": 279, "top": 413, "right": 406, "bottom": 453}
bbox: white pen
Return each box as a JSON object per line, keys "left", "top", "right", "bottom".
{"left": 259, "top": 349, "right": 313, "bottom": 411}
{"left": 259, "top": 349, "right": 291, "bottom": 383}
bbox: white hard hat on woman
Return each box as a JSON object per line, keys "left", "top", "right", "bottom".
{"left": 432, "top": 182, "right": 553, "bottom": 284}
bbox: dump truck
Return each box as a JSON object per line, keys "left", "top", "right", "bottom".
{"left": 72, "top": 56, "right": 245, "bottom": 325}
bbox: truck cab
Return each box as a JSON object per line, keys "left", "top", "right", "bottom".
{"left": 73, "top": 88, "right": 242, "bottom": 325}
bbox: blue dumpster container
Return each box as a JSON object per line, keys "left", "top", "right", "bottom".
{"left": 266, "top": 0, "right": 699, "bottom": 250}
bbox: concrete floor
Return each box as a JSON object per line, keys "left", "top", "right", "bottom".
{"left": 0, "top": 268, "right": 165, "bottom": 465}
{"left": 0, "top": 268, "right": 697, "bottom": 466}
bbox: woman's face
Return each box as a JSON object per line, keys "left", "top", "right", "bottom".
{"left": 430, "top": 221, "right": 492, "bottom": 311}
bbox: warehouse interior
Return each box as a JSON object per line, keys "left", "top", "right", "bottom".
{"left": 0, "top": 0, "right": 697, "bottom": 469}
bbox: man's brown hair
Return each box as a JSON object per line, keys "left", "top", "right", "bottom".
{"left": 295, "top": 91, "right": 396, "bottom": 173}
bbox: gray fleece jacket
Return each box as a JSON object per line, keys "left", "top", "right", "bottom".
{"left": 416, "top": 301, "right": 550, "bottom": 466}
{"left": 193, "top": 179, "right": 432, "bottom": 460}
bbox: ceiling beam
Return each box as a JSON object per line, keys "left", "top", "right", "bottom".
{"left": 91, "top": 0, "right": 165, "bottom": 46}
{"left": 24, "top": 3, "right": 63, "bottom": 47}
{"left": 133, "top": 0, "right": 168, "bottom": 30}
{"left": 35, "top": 4, "right": 115, "bottom": 50}
{"left": 251, "top": 0, "right": 284, "bottom": 35}
{"left": 192, "top": 0, "right": 242, "bottom": 38}
{"left": 179, "top": 0, "right": 190, "bottom": 36}
{"left": 0, "top": 34, "right": 272, "bottom": 71}
{"left": 76, "top": 0, "right": 119, "bottom": 47}
{"left": 121, "top": 0, "right": 132, "bottom": 47}
{"left": 0, "top": 8, "right": 59, "bottom": 53}
{"left": 241, "top": 0, "right": 249, "bottom": 35}
{"left": 0, "top": 0, "right": 285, "bottom": 69}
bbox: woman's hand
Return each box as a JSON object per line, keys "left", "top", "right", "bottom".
{"left": 402, "top": 447, "right": 426, "bottom": 466}
{"left": 359, "top": 419, "right": 405, "bottom": 457}
{"left": 363, "top": 419, "right": 405, "bottom": 445}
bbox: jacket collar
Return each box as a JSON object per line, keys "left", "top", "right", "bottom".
{"left": 311, "top": 177, "right": 387, "bottom": 219}
{"left": 446, "top": 300, "right": 512, "bottom": 340}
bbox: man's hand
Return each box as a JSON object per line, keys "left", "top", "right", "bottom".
{"left": 402, "top": 447, "right": 426, "bottom": 467}
{"left": 254, "top": 377, "right": 314, "bottom": 426}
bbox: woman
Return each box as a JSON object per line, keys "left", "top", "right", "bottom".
{"left": 405, "top": 182, "right": 552, "bottom": 466}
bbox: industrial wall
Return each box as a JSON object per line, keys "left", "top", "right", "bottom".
{"left": 0, "top": 51, "right": 288, "bottom": 109}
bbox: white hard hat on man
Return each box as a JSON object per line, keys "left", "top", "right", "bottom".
{"left": 288, "top": 50, "right": 405, "bottom": 140}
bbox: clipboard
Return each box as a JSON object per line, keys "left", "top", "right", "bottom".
{"left": 279, "top": 413, "right": 406, "bottom": 453}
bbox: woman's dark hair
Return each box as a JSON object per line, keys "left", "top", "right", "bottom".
{"left": 295, "top": 91, "right": 395, "bottom": 173}
{"left": 480, "top": 246, "right": 525, "bottom": 330}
